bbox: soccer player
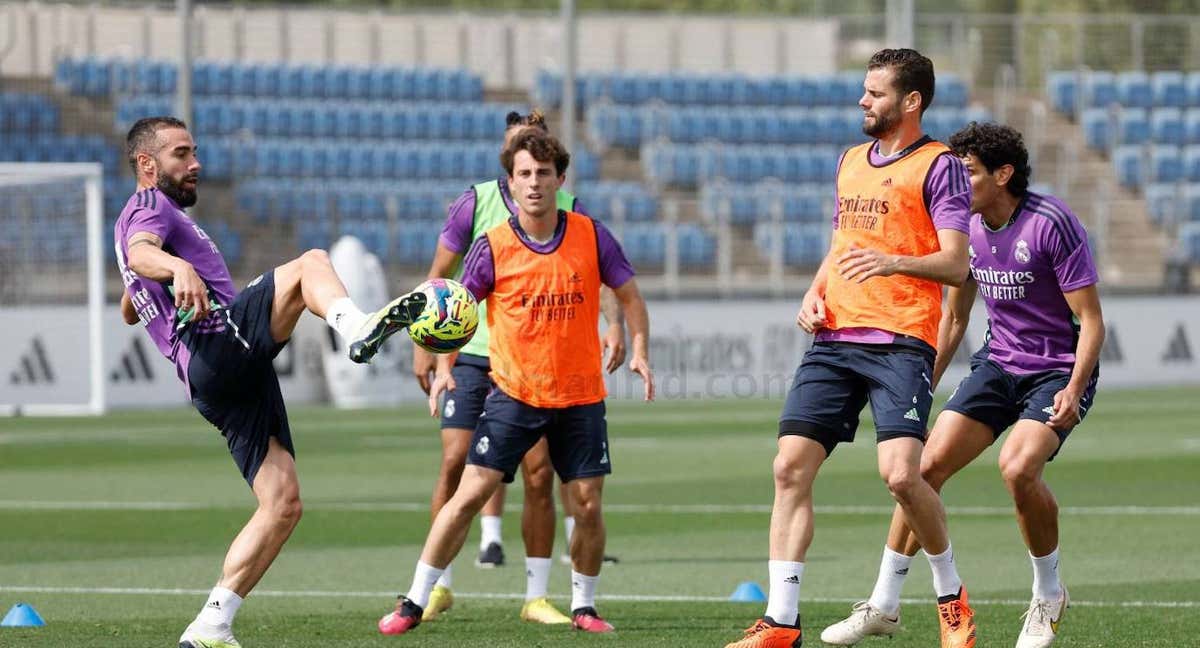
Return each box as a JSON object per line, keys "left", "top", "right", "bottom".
{"left": 115, "top": 116, "right": 422, "bottom": 648}
{"left": 820, "top": 122, "right": 1102, "bottom": 648}
{"left": 725, "top": 48, "right": 977, "bottom": 648}
{"left": 409, "top": 110, "right": 625, "bottom": 624}
{"left": 379, "top": 129, "right": 653, "bottom": 636}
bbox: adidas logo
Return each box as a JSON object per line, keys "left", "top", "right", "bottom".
{"left": 206, "top": 601, "right": 221, "bottom": 609}
{"left": 903, "top": 408, "right": 920, "bottom": 422}
{"left": 8, "top": 336, "right": 54, "bottom": 385}
{"left": 896, "top": 568, "right": 909, "bottom": 575}
{"left": 1042, "top": 405, "right": 1056, "bottom": 415}
{"left": 1161, "top": 323, "right": 1192, "bottom": 363}
{"left": 110, "top": 337, "right": 156, "bottom": 383}
{"left": 881, "top": 177, "right": 893, "bottom": 187}
{"left": 783, "top": 575, "right": 800, "bottom": 584}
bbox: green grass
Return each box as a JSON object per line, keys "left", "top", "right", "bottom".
{"left": 1, "top": 388, "right": 1198, "bottom": 647}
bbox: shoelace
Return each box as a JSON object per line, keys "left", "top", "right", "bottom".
{"left": 1020, "top": 600, "right": 1051, "bottom": 630}
{"left": 939, "top": 600, "right": 965, "bottom": 630}
{"left": 848, "top": 602, "right": 874, "bottom": 629}
{"left": 744, "top": 619, "right": 772, "bottom": 636}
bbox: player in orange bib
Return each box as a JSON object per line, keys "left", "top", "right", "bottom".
{"left": 378, "top": 129, "right": 654, "bottom": 636}
{"left": 726, "top": 49, "right": 977, "bottom": 648}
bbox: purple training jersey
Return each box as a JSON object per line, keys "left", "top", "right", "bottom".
{"left": 815, "top": 138, "right": 971, "bottom": 349}
{"left": 969, "top": 191, "right": 1099, "bottom": 375}
{"left": 459, "top": 211, "right": 634, "bottom": 302}
{"left": 114, "top": 186, "right": 237, "bottom": 391}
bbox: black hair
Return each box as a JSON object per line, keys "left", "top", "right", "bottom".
{"left": 867, "top": 48, "right": 936, "bottom": 115}
{"left": 505, "top": 109, "right": 548, "bottom": 131}
{"left": 126, "top": 116, "right": 188, "bottom": 174}
{"left": 949, "top": 121, "right": 1031, "bottom": 197}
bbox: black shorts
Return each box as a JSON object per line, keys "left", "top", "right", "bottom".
{"left": 943, "top": 353, "right": 1098, "bottom": 460}
{"left": 440, "top": 353, "right": 492, "bottom": 431}
{"left": 779, "top": 342, "right": 935, "bottom": 456}
{"left": 186, "top": 270, "right": 294, "bottom": 487}
{"left": 468, "top": 389, "right": 610, "bottom": 484}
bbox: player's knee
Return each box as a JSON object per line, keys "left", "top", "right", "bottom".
{"left": 521, "top": 459, "right": 554, "bottom": 496}
{"left": 999, "top": 454, "right": 1040, "bottom": 491}
{"left": 772, "top": 451, "right": 813, "bottom": 495}
{"left": 920, "top": 459, "right": 951, "bottom": 491}
{"left": 268, "top": 491, "right": 303, "bottom": 528}
{"left": 300, "top": 248, "right": 331, "bottom": 269}
{"left": 883, "top": 468, "right": 922, "bottom": 501}
{"left": 569, "top": 487, "right": 603, "bottom": 524}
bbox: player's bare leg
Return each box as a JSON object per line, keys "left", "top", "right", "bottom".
{"left": 562, "top": 476, "right": 613, "bottom": 632}
{"left": 180, "top": 437, "right": 300, "bottom": 647}
{"left": 823, "top": 412, "right": 992, "bottom": 645}
{"left": 420, "top": 426, "right": 473, "bottom": 620}
{"left": 516, "top": 440, "right": 570, "bottom": 622}
{"left": 1002, "top": 421, "right": 1068, "bottom": 648}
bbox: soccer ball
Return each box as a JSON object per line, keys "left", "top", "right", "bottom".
{"left": 407, "top": 278, "right": 479, "bottom": 353}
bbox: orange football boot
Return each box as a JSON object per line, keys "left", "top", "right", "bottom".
{"left": 937, "top": 586, "right": 977, "bottom": 648}
{"left": 724, "top": 617, "right": 803, "bottom": 648}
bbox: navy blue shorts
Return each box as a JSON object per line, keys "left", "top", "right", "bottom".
{"left": 468, "top": 389, "right": 610, "bottom": 484}
{"left": 440, "top": 353, "right": 492, "bottom": 431}
{"left": 186, "top": 270, "right": 294, "bottom": 487}
{"left": 779, "top": 342, "right": 935, "bottom": 456}
{"left": 943, "top": 354, "right": 1098, "bottom": 459}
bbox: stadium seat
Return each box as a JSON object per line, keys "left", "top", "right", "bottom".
{"left": 1144, "top": 183, "right": 1180, "bottom": 226}
{"left": 1151, "top": 146, "right": 1182, "bottom": 184}
{"left": 1081, "top": 108, "right": 1111, "bottom": 151}
{"left": 1116, "top": 72, "right": 1153, "bottom": 109}
{"left": 1152, "top": 71, "right": 1187, "bottom": 108}
{"left": 1046, "top": 71, "right": 1077, "bottom": 116}
{"left": 1083, "top": 72, "right": 1118, "bottom": 108}
{"left": 1117, "top": 108, "right": 1150, "bottom": 145}
{"left": 1151, "top": 108, "right": 1184, "bottom": 144}
{"left": 1112, "top": 145, "right": 1144, "bottom": 189}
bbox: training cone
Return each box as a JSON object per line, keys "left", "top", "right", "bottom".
{"left": 1, "top": 603, "right": 45, "bottom": 627}
{"left": 729, "top": 581, "right": 767, "bottom": 602}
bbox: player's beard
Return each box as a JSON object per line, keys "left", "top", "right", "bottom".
{"left": 157, "top": 172, "right": 198, "bottom": 208}
{"left": 862, "top": 104, "right": 902, "bottom": 138}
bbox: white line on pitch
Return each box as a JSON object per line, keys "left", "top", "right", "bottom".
{"left": 1, "top": 500, "right": 1199, "bottom": 516}
{"left": 0, "top": 585, "right": 1196, "bottom": 609}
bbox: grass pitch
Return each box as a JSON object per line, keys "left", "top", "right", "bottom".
{"left": 1, "top": 388, "right": 1197, "bottom": 647}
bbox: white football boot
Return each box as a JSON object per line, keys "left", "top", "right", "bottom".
{"left": 1016, "top": 587, "right": 1069, "bottom": 648}
{"left": 820, "top": 601, "right": 901, "bottom": 645}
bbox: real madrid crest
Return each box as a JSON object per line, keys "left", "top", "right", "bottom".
{"left": 1015, "top": 239, "right": 1031, "bottom": 264}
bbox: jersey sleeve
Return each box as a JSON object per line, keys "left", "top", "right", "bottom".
{"left": 571, "top": 196, "right": 590, "bottom": 217}
{"left": 124, "top": 198, "right": 173, "bottom": 245}
{"left": 438, "top": 188, "right": 477, "bottom": 255}
{"left": 924, "top": 154, "right": 971, "bottom": 234}
{"left": 460, "top": 235, "right": 496, "bottom": 302}
{"left": 1040, "top": 203, "right": 1100, "bottom": 292}
{"left": 593, "top": 219, "right": 635, "bottom": 289}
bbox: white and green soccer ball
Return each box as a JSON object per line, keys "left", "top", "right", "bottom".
{"left": 407, "top": 278, "right": 479, "bottom": 353}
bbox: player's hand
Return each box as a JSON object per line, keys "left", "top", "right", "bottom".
{"left": 427, "top": 370, "right": 457, "bottom": 418}
{"left": 602, "top": 323, "right": 627, "bottom": 374}
{"left": 837, "top": 245, "right": 899, "bottom": 283}
{"left": 1046, "top": 386, "right": 1083, "bottom": 431}
{"left": 796, "top": 290, "right": 827, "bottom": 333}
{"left": 412, "top": 347, "right": 436, "bottom": 394}
{"left": 172, "top": 262, "right": 210, "bottom": 323}
{"left": 629, "top": 355, "right": 655, "bottom": 402}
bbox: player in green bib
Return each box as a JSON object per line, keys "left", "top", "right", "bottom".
{"left": 410, "top": 111, "right": 625, "bottom": 624}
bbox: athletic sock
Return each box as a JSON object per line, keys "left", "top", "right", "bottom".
{"left": 764, "top": 560, "right": 804, "bottom": 626}
{"left": 196, "top": 586, "right": 242, "bottom": 627}
{"left": 526, "top": 557, "right": 552, "bottom": 601}
{"left": 480, "top": 515, "right": 503, "bottom": 550}
{"left": 925, "top": 545, "right": 963, "bottom": 599}
{"left": 867, "top": 546, "right": 912, "bottom": 616}
{"left": 570, "top": 570, "right": 598, "bottom": 612}
{"left": 1030, "top": 548, "right": 1063, "bottom": 601}
{"left": 325, "top": 297, "right": 367, "bottom": 344}
{"left": 405, "top": 561, "right": 444, "bottom": 609}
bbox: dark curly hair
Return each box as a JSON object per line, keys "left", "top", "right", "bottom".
{"left": 505, "top": 109, "right": 549, "bottom": 132}
{"left": 949, "top": 121, "right": 1031, "bottom": 197}
{"left": 868, "top": 48, "right": 935, "bottom": 115}
{"left": 500, "top": 128, "right": 570, "bottom": 177}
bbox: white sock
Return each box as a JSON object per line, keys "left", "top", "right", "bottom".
{"left": 1030, "top": 548, "right": 1063, "bottom": 601}
{"left": 435, "top": 563, "right": 453, "bottom": 589}
{"left": 405, "top": 561, "right": 444, "bottom": 609}
{"left": 570, "top": 570, "right": 598, "bottom": 612}
{"left": 325, "top": 297, "right": 367, "bottom": 344}
{"left": 480, "top": 515, "right": 503, "bottom": 549}
{"left": 564, "top": 516, "right": 576, "bottom": 548}
{"left": 868, "top": 547, "right": 912, "bottom": 616}
{"left": 526, "top": 556, "right": 552, "bottom": 601}
{"left": 196, "top": 586, "right": 242, "bottom": 627}
{"left": 764, "top": 560, "right": 804, "bottom": 626}
{"left": 925, "top": 545, "right": 963, "bottom": 599}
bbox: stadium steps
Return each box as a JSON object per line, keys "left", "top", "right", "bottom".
{"left": 1001, "top": 93, "right": 1168, "bottom": 288}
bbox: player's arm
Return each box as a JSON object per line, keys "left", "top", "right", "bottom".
{"left": 1047, "top": 285, "right": 1104, "bottom": 430}
{"left": 613, "top": 278, "right": 654, "bottom": 402}
{"left": 600, "top": 287, "right": 626, "bottom": 373}
{"left": 837, "top": 228, "right": 969, "bottom": 287}
{"left": 120, "top": 291, "right": 139, "bottom": 325}
{"left": 931, "top": 275, "right": 977, "bottom": 389}
{"left": 797, "top": 251, "right": 833, "bottom": 333}
{"left": 126, "top": 231, "right": 211, "bottom": 321}
{"left": 411, "top": 242, "right": 467, "bottom": 393}
{"left": 428, "top": 235, "right": 495, "bottom": 416}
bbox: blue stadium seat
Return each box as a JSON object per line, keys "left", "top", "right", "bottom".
{"left": 1181, "top": 222, "right": 1200, "bottom": 261}
{"left": 1117, "top": 108, "right": 1150, "bottom": 145}
{"left": 1184, "top": 184, "right": 1200, "bottom": 222}
{"left": 1116, "top": 72, "right": 1153, "bottom": 108}
{"left": 1046, "top": 71, "right": 1077, "bottom": 116}
{"left": 1186, "top": 72, "right": 1200, "bottom": 107}
{"left": 1153, "top": 71, "right": 1187, "bottom": 108}
{"left": 1081, "top": 108, "right": 1111, "bottom": 151}
{"left": 1083, "top": 72, "right": 1118, "bottom": 108}
{"left": 1151, "top": 146, "right": 1182, "bottom": 183}
{"left": 1183, "top": 146, "right": 1200, "bottom": 181}
{"left": 1151, "top": 108, "right": 1184, "bottom": 144}
{"left": 1112, "top": 145, "right": 1144, "bottom": 189}
{"left": 1144, "top": 183, "right": 1180, "bottom": 226}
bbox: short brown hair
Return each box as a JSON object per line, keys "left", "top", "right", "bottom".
{"left": 500, "top": 129, "right": 570, "bottom": 177}
{"left": 505, "top": 109, "right": 548, "bottom": 132}
{"left": 126, "top": 116, "right": 188, "bottom": 174}
{"left": 868, "top": 48, "right": 935, "bottom": 115}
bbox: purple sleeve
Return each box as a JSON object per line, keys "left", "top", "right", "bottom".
{"left": 124, "top": 203, "right": 172, "bottom": 245}
{"left": 594, "top": 220, "right": 635, "bottom": 289}
{"left": 571, "top": 197, "right": 589, "bottom": 217}
{"left": 459, "top": 235, "right": 495, "bottom": 302}
{"left": 437, "top": 188, "right": 477, "bottom": 255}
{"left": 1041, "top": 202, "right": 1099, "bottom": 292}
{"left": 924, "top": 154, "right": 971, "bottom": 233}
